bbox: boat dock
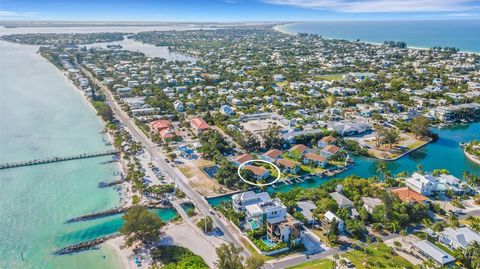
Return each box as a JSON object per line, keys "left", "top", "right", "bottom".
{"left": 0, "top": 150, "right": 120, "bottom": 170}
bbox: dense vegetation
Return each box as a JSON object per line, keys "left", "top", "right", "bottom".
{"left": 151, "top": 245, "right": 208, "bottom": 269}
{"left": 119, "top": 205, "right": 164, "bottom": 246}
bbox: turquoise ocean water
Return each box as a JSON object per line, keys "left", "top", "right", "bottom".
{"left": 0, "top": 41, "right": 177, "bottom": 269}
{"left": 277, "top": 20, "right": 480, "bottom": 52}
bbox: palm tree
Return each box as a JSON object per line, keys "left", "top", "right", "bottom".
{"left": 422, "top": 218, "right": 433, "bottom": 228}
{"left": 465, "top": 241, "right": 480, "bottom": 268}
{"left": 339, "top": 259, "right": 347, "bottom": 269}
{"left": 400, "top": 229, "right": 407, "bottom": 242}
{"left": 389, "top": 221, "right": 400, "bottom": 233}
{"left": 376, "top": 161, "right": 388, "bottom": 181}
{"left": 332, "top": 253, "right": 340, "bottom": 265}
{"left": 417, "top": 163, "right": 423, "bottom": 174}
{"left": 325, "top": 95, "right": 336, "bottom": 107}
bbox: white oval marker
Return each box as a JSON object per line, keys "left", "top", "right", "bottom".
{"left": 237, "top": 159, "right": 281, "bottom": 187}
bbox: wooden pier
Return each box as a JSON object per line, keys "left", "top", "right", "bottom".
{"left": 0, "top": 150, "right": 120, "bottom": 170}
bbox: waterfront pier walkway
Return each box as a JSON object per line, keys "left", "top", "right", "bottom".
{"left": 0, "top": 150, "right": 120, "bottom": 170}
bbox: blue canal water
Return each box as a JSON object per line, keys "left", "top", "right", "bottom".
{"left": 208, "top": 122, "right": 480, "bottom": 206}
{"left": 277, "top": 20, "right": 480, "bottom": 53}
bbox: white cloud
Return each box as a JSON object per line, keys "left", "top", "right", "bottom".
{"left": 263, "top": 0, "right": 478, "bottom": 13}
{"left": 0, "top": 10, "right": 39, "bottom": 18}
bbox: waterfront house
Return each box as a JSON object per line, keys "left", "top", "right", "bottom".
{"left": 437, "top": 174, "right": 471, "bottom": 195}
{"left": 413, "top": 240, "right": 456, "bottom": 266}
{"left": 389, "top": 187, "right": 429, "bottom": 203}
{"left": 276, "top": 159, "right": 300, "bottom": 174}
{"left": 329, "top": 192, "right": 353, "bottom": 208}
{"left": 245, "top": 198, "right": 287, "bottom": 230}
{"left": 232, "top": 191, "right": 271, "bottom": 212}
{"left": 405, "top": 173, "right": 437, "bottom": 196}
{"left": 262, "top": 149, "right": 283, "bottom": 163}
{"left": 438, "top": 227, "right": 480, "bottom": 250}
{"left": 320, "top": 145, "right": 341, "bottom": 158}
{"left": 361, "top": 197, "right": 382, "bottom": 214}
{"left": 318, "top": 136, "right": 337, "bottom": 148}
{"left": 233, "top": 153, "right": 253, "bottom": 166}
{"left": 303, "top": 153, "right": 327, "bottom": 167}
{"left": 243, "top": 165, "right": 270, "bottom": 180}
{"left": 289, "top": 144, "right": 308, "bottom": 156}
{"left": 190, "top": 117, "right": 209, "bottom": 134}
{"left": 330, "top": 121, "right": 371, "bottom": 136}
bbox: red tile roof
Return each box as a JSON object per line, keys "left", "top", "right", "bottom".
{"left": 191, "top": 118, "right": 209, "bottom": 130}
{"left": 390, "top": 187, "right": 428, "bottom": 203}
{"left": 149, "top": 120, "right": 171, "bottom": 132}
{"left": 322, "top": 145, "right": 341, "bottom": 154}
{"left": 244, "top": 165, "right": 268, "bottom": 176}
{"left": 320, "top": 136, "right": 337, "bottom": 144}
{"left": 289, "top": 144, "right": 308, "bottom": 153}
{"left": 263, "top": 149, "right": 283, "bottom": 159}
{"left": 234, "top": 154, "right": 252, "bottom": 164}
{"left": 276, "top": 158, "right": 299, "bottom": 168}
{"left": 304, "top": 152, "right": 327, "bottom": 163}
{"left": 159, "top": 128, "right": 177, "bottom": 139}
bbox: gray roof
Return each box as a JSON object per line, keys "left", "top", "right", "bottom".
{"left": 414, "top": 240, "right": 455, "bottom": 265}
{"left": 329, "top": 192, "right": 353, "bottom": 208}
{"left": 361, "top": 197, "right": 382, "bottom": 208}
{"left": 296, "top": 201, "right": 317, "bottom": 222}
{"left": 440, "top": 227, "right": 480, "bottom": 249}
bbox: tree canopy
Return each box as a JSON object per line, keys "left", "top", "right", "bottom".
{"left": 119, "top": 205, "right": 164, "bottom": 246}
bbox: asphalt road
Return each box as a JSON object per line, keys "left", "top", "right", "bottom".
{"left": 78, "top": 63, "right": 250, "bottom": 258}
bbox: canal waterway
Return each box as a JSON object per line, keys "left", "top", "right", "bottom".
{"left": 208, "top": 122, "right": 480, "bottom": 206}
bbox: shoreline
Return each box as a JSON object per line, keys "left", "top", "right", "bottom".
{"left": 273, "top": 24, "right": 480, "bottom": 55}
{"left": 464, "top": 149, "right": 480, "bottom": 166}
{"left": 38, "top": 46, "right": 134, "bottom": 268}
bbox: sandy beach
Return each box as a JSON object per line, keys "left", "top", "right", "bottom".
{"left": 464, "top": 150, "right": 480, "bottom": 165}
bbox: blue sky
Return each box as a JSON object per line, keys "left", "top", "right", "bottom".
{"left": 1, "top": 0, "right": 479, "bottom": 21}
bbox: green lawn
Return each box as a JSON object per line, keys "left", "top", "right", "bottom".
{"left": 317, "top": 74, "right": 344, "bottom": 81}
{"left": 286, "top": 258, "right": 334, "bottom": 269}
{"left": 343, "top": 243, "right": 416, "bottom": 269}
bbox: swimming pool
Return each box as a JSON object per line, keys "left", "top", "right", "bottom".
{"left": 261, "top": 237, "right": 278, "bottom": 247}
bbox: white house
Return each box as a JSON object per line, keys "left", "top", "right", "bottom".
{"left": 116, "top": 87, "right": 132, "bottom": 97}
{"left": 245, "top": 198, "right": 287, "bottom": 224}
{"left": 232, "top": 191, "right": 271, "bottom": 212}
{"left": 329, "top": 192, "right": 353, "bottom": 208}
{"left": 324, "top": 211, "right": 345, "bottom": 232}
{"left": 320, "top": 145, "right": 341, "bottom": 158}
{"left": 173, "top": 100, "right": 184, "bottom": 112}
{"left": 361, "top": 197, "right": 382, "bottom": 213}
{"left": 262, "top": 149, "right": 283, "bottom": 163}
{"left": 413, "top": 240, "right": 456, "bottom": 266}
{"left": 439, "top": 227, "right": 480, "bottom": 250}
{"left": 405, "top": 173, "right": 437, "bottom": 196}
{"left": 303, "top": 153, "right": 327, "bottom": 168}
{"left": 220, "top": 105, "right": 235, "bottom": 116}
